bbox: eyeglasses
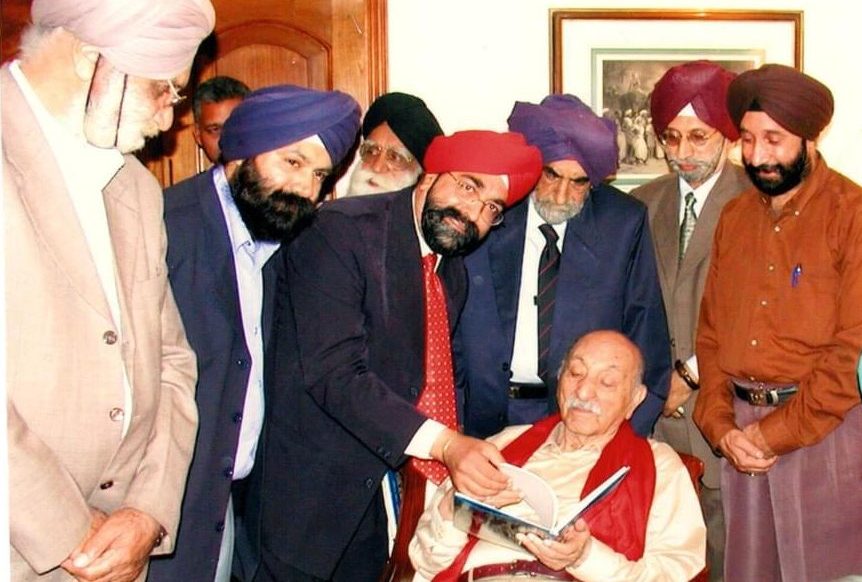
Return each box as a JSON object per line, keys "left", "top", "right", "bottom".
{"left": 541, "top": 166, "right": 591, "bottom": 191}
{"left": 445, "top": 172, "right": 505, "bottom": 226}
{"left": 164, "top": 79, "right": 187, "bottom": 107}
{"left": 358, "top": 141, "right": 415, "bottom": 170}
{"left": 658, "top": 128, "right": 719, "bottom": 149}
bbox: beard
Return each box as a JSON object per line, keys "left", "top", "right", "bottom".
{"left": 346, "top": 164, "right": 421, "bottom": 196}
{"left": 229, "top": 159, "right": 316, "bottom": 242}
{"left": 744, "top": 142, "right": 810, "bottom": 197}
{"left": 667, "top": 140, "right": 724, "bottom": 187}
{"left": 421, "top": 202, "right": 481, "bottom": 256}
{"left": 533, "top": 195, "right": 585, "bottom": 225}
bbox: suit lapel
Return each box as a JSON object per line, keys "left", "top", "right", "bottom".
{"left": 2, "top": 68, "right": 111, "bottom": 322}
{"left": 489, "top": 200, "right": 528, "bottom": 350}
{"left": 384, "top": 191, "right": 424, "bottom": 358}
{"left": 652, "top": 181, "right": 681, "bottom": 287}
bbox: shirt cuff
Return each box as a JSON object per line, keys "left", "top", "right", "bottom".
{"left": 685, "top": 355, "right": 699, "bottom": 382}
{"left": 405, "top": 419, "right": 447, "bottom": 460}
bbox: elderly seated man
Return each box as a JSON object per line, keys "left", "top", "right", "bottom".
{"left": 410, "top": 330, "right": 705, "bottom": 581}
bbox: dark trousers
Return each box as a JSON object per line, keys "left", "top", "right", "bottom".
{"left": 256, "top": 492, "right": 388, "bottom": 582}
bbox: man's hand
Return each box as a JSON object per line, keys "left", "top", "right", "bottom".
{"left": 742, "top": 422, "right": 776, "bottom": 459}
{"left": 662, "top": 372, "right": 693, "bottom": 418}
{"left": 518, "top": 518, "right": 592, "bottom": 571}
{"left": 62, "top": 508, "right": 109, "bottom": 578}
{"left": 717, "top": 427, "right": 777, "bottom": 475}
{"left": 433, "top": 430, "right": 508, "bottom": 499}
{"left": 61, "top": 507, "right": 162, "bottom": 582}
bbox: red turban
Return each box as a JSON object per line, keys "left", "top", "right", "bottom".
{"left": 727, "top": 64, "right": 834, "bottom": 140}
{"left": 650, "top": 60, "right": 739, "bottom": 140}
{"left": 423, "top": 131, "right": 542, "bottom": 207}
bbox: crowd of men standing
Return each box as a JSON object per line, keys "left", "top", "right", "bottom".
{"left": 5, "top": 1, "right": 862, "bottom": 581}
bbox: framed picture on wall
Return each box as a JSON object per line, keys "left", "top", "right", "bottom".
{"left": 550, "top": 10, "right": 803, "bottom": 190}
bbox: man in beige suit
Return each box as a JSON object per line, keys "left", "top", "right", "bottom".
{"left": 3, "top": 0, "right": 214, "bottom": 580}
{"left": 631, "top": 61, "right": 750, "bottom": 581}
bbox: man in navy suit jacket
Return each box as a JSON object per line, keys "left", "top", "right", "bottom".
{"left": 256, "top": 131, "right": 543, "bottom": 581}
{"left": 149, "top": 85, "right": 360, "bottom": 582}
{"left": 456, "top": 95, "right": 671, "bottom": 440}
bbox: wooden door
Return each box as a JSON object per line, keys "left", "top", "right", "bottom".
{"left": 1, "top": 0, "right": 388, "bottom": 187}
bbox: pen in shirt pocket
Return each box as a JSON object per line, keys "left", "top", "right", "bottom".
{"left": 791, "top": 263, "right": 803, "bottom": 288}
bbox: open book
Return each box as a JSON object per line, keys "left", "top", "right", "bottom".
{"left": 452, "top": 464, "right": 630, "bottom": 551}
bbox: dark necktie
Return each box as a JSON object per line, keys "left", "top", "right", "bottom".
{"left": 537, "top": 224, "right": 560, "bottom": 384}
{"left": 679, "top": 191, "right": 697, "bottom": 262}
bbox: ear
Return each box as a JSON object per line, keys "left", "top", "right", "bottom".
{"left": 73, "top": 42, "right": 100, "bottom": 82}
{"left": 624, "top": 383, "right": 648, "bottom": 420}
{"left": 192, "top": 124, "right": 203, "bottom": 147}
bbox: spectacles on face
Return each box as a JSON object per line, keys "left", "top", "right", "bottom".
{"left": 541, "top": 166, "right": 591, "bottom": 191}
{"left": 658, "top": 128, "right": 719, "bottom": 149}
{"left": 358, "top": 141, "right": 415, "bottom": 170}
{"left": 162, "top": 78, "right": 187, "bottom": 107}
{"left": 445, "top": 172, "right": 505, "bottom": 226}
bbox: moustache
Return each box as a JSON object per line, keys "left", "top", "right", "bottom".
{"left": 565, "top": 398, "right": 602, "bottom": 415}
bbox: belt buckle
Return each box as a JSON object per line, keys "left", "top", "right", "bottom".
{"left": 749, "top": 388, "right": 767, "bottom": 406}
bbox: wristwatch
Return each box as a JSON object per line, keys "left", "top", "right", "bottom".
{"left": 674, "top": 359, "right": 699, "bottom": 390}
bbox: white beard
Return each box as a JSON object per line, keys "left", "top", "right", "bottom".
{"left": 346, "top": 164, "right": 421, "bottom": 197}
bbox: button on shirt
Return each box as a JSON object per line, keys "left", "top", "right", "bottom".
{"left": 510, "top": 197, "right": 566, "bottom": 384}
{"left": 214, "top": 167, "right": 279, "bottom": 479}
{"left": 9, "top": 60, "right": 133, "bottom": 437}
{"left": 696, "top": 158, "right": 862, "bottom": 455}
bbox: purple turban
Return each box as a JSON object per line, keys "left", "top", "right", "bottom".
{"left": 650, "top": 60, "right": 739, "bottom": 140}
{"left": 220, "top": 84, "right": 361, "bottom": 166}
{"left": 31, "top": 0, "right": 215, "bottom": 79}
{"left": 424, "top": 131, "right": 542, "bottom": 207}
{"left": 727, "top": 64, "right": 834, "bottom": 140}
{"left": 507, "top": 94, "right": 618, "bottom": 186}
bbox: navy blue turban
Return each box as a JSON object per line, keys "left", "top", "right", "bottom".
{"left": 220, "top": 84, "right": 361, "bottom": 166}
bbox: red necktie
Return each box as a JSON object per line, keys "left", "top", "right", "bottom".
{"left": 412, "top": 253, "right": 458, "bottom": 485}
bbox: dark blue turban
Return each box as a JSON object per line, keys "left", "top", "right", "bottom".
{"left": 508, "top": 94, "right": 618, "bottom": 186}
{"left": 220, "top": 84, "right": 361, "bottom": 166}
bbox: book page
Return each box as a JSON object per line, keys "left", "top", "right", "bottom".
{"left": 499, "top": 463, "right": 557, "bottom": 527}
{"left": 551, "top": 465, "right": 630, "bottom": 535}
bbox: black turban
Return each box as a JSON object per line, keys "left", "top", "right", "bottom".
{"left": 361, "top": 92, "right": 443, "bottom": 165}
{"left": 727, "top": 64, "right": 833, "bottom": 140}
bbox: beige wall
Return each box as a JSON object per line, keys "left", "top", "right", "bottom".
{"left": 387, "top": 0, "right": 862, "bottom": 183}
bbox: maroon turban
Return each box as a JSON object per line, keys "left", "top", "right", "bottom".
{"left": 507, "top": 94, "right": 618, "bottom": 186}
{"left": 650, "top": 60, "right": 739, "bottom": 140}
{"left": 727, "top": 64, "right": 834, "bottom": 140}
{"left": 423, "top": 131, "right": 542, "bottom": 207}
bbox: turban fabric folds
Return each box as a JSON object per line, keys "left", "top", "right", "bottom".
{"left": 423, "top": 131, "right": 542, "bottom": 207}
{"left": 727, "top": 64, "right": 834, "bottom": 140}
{"left": 650, "top": 60, "right": 739, "bottom": 140}
{"left": 507, "top": 94, "right": 618, "bottom": 186}
{"left": 220, "top": 85, "right": 361, "bottom": 167}
{"left": 362, "top": 92, "right": 443, "bottom": 165}
{"left": 32, "top": 0, "right": 215, "bottom": 79}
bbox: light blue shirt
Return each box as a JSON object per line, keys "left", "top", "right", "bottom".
{"left": 213, "top": 166, "right": 279, "bottom": 479}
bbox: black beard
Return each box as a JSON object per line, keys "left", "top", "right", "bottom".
{"left": 744, "top": 143, "right": 809, "bottom": 197}
{"left": 421, "top": 205, "right": 480, "bottom": 256}
{"left": 229, "top": 160, "right": 316, "bottom": 242}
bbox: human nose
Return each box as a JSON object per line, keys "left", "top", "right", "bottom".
{"left": 154, "top": 107, "right": 174, "bottom": 132}
{"left": 574, "top": 376, "right": 596, "bottom": 401}
{"left": 746, "top": 140, "right": 772, "bottom": 167}
{"left": 677, "top": 135, "right": 695, "bottom": 158}
{"left": 369, "top": 150, "right": 389, "bottom": 173}
{"left": 552, "top": 177, "right": 569, "bottom": 204}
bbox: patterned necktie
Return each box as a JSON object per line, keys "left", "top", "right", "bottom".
{"left": 412, "top": 254, "right": 457, "bottom": 485}
{"left": 537, "top": 224, "right": 560, "bottom": 385}
{"left": 679, "top": 191, "right": 697, "bottom": 262}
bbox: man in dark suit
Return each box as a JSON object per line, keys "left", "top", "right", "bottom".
{"left": 631, "top": 61, "right": 750, "bottom": 581}
{"left": 257, "top": 131, "right": 543, "bottom": 581}
{"left": 149, "top": 85, "right": 361, "bottom": 582}
{"left": 457, "top": 94, "right": 670, "bottom": 440}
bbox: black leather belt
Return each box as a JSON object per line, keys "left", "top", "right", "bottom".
{"left": 508, "top": 382, "right": 548, "bottom": 399}
{"left": 732, "top": 379, "right": 798, "bottom": 407}
{"left": 457, "top": 559, "right": 576, "bottom": 581}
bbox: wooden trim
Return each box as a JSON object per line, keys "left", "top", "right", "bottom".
{"left": 367, "top": 0, "right": 389, "bottom": 100}
{"left": 550, "top": 9, "right": 803, "bottom": 93}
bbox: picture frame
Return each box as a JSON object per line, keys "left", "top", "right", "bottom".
{"left": 550, "top": 10, "right": 803, "bottom": 190}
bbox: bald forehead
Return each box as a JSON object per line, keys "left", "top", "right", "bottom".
{"left": 569, "top": 331, "right": 641, "bottom": 374}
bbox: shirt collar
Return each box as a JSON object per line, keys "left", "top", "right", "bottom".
{"left": 412, "top": 188, "right": 437, "bottom": 263}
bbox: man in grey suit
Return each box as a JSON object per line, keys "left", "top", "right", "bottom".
{"left": 631, "top": 60, "right": 750, "bottom": 581}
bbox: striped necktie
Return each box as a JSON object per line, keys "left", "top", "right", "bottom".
{"left": 537, "top": 224, "right": 560, "bottom": 384}
{"left": 679, "top": 191, "right": 697, "bottom": 262}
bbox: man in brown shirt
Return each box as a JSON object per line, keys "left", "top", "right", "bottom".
{"left": 694, "top": 64, "right": 862, "bottom": 581}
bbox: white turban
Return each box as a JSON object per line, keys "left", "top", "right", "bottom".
{"left": 31, "top": 0, "right": 216, "bottom": 79}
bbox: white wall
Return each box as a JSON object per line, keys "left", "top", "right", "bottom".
{"left": 388, "top": 0, "right": 862, "bottom": 183}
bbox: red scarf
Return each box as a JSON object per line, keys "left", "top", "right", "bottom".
{"left": 432, "top": 415, "right": 655, "bottom": 581}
